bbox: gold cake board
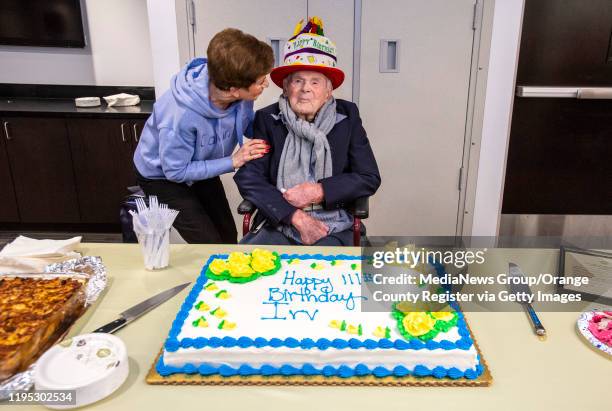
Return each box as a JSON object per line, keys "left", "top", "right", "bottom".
{"left": 146, "top": 319, "right": 492, "bottom": 387}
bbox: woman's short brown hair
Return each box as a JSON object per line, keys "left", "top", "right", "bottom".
{"left": 207, "top": 28, "right": 274, "bottom": 90}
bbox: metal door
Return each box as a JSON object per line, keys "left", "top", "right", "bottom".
{"left": 359, "top": 0, "right": 478, "bottom": 235}
{"left": 501, "top": 0, "right": 612, "bottom": 236}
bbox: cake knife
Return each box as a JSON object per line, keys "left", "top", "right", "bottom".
{"left": 93, "top": 282, "right": 191, "bottom": 334}
{"left": 508, "top": 263, "right": 546, "bottom": 338}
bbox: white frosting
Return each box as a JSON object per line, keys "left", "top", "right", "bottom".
{"left": 164, "top": 345, "right": 479, "bottom": 372}
{"left": 163, "top": 256, "right": 479, "bottom": 374}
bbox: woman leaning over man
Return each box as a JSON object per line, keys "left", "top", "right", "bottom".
{"left": 134, "top": 28, "right": 274, "bottom": 244}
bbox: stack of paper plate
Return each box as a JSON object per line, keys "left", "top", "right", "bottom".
{"left": 74, "top": 97, "right": 101, "bottom": 107}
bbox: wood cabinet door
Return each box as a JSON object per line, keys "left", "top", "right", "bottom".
{"left": 3, "top": 117, "right": 80, "bottom": 223}
{"left": 68, "top": 119, "right": 138, "bottom": 224}
{"left": 0, "top": 120, "right": 20, "bottom": 222}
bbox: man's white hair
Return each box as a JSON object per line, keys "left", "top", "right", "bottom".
{"left": 282, "top": 71, "right": 333, "bottom": 95}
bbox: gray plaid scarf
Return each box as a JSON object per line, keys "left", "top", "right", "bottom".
{"left": 276, "top": 95, "right": 337, "bottom": 191}
{"left": 275, "top": 95, "right": 353, "bottom": 243}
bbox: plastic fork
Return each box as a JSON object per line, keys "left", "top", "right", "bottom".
{"left": 135, "top": 197, "right": 148, "bottom": 214}
{"left": 150, "top": 195, "right": 159, "bottom": 213}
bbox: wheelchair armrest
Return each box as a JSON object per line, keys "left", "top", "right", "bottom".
{"left": 238, "top": 199, "right": 256, "bottom": 215}
{"left": 351, "top": 196, "right": 369, "bottom": 219}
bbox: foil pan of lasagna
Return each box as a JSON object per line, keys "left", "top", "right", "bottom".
{"left": 0, "top": 256, "right": 107, "bottom": 398}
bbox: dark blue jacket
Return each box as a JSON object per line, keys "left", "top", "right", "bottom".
{"left": 234, "top": 99, "right": 381, "bottom": 225}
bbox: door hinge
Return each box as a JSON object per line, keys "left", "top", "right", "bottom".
{"left": 472, "top": 1, "right": 481, "bottom": 31}
{"left": 458, "top": 167, "right": 464, "bottom": 191}
{"left": 189, "top": 0, "right": 196, "bottom": 28}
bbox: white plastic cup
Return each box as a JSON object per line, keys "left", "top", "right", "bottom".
{"left": 137, "top": 229, "right": 170, "bottom": 270}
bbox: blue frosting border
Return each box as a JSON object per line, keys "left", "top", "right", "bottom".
{"left": 156, "top": 353, "right": 484, "bottom": 380}
{"left": 160, "top": 253, "right": 483, "bottom": 380}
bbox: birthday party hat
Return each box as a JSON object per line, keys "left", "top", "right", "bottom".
{"left": 270, "top": 17, "right": 345, "bottom": 89}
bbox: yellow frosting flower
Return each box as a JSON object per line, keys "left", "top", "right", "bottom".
{"left": 373, "top": 326, "right": 391, "bottom": 339}
{"left": 209, "top": 259, "right": 229, "bottom": 275}
{"left": 215, "top": 290, "right": 231, "bottom": 299}
{"left": 192, "top": 317, "right": 208, "bottom": 328}
{"left": 227, "top": 252, "right": 254, "bottom": 277}
{"left": 194, "top": 301, "right": 210, "bottom": 311}
{"left": 228, "top": 252, "right": 251, "bottom": 265}
{"left": 251, "top": 255, "right": 276, "bottom": 273}
{"left": 328, "top": 320, "right": 342, "bottom": 329}
{"left": 249, "top": 249, "right": 277, "bottom": 273}
{"left": 228, "top": 261, "right": 254, "bottom": 278}
{"left": 218, "top": 320, "right": 236, "bottom": 330}
{"left": 211, "top": 307, "right": 227, "bottom": 319}
{"left": 252, "top": 248, "right": 274, "bottom": 260}
{"left": 402, "top": 312, "right": 436, "bottom": 337}
{"left": 430, "top": 311, "right": 454, "bottom": 322}
{"left": 346, "top": 324, "right": 363, "bottom": 336}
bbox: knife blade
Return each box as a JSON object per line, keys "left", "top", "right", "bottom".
{"left": 93, "top": 282, "right": 191, "bottom": 334}
{"left": 508, "top": 263, "right": 546, "bottom": 337}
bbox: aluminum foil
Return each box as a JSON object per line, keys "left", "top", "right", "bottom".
{"left": 0, "top": 256, "right": 107, "bottom": 399}
{"left": 45, "top": 256, "right": 107, "bottom": 306}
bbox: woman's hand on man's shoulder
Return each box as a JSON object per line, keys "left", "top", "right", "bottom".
{"left": 232, "top": 138, "right": 270, "bottom": 168}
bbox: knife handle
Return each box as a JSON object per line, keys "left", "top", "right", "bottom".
{"left": 93, "top": 318, "right": 127, "bottom": 334}
{"left": 525, "top": 304, "right": 546, "bottom": 337}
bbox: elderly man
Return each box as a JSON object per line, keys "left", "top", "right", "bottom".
{"left": 234, "top": 18, "right": 380, "bottom": 245}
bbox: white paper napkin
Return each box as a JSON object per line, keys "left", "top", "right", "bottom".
{"left": 103, "top": 93, "right": 140, "bottom": 107}
{"left": 0, "top": 235, "right": 82, "bottom": 273}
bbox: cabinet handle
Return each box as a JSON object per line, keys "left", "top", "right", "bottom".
{"left": 120, "top": 123, "right": 127, "bottom": 142}
{"left": 133, "top": 123, "right": 139, "bottom": 143}
{"left": 3, "top": 121, "right": 10, "bottom": 140}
